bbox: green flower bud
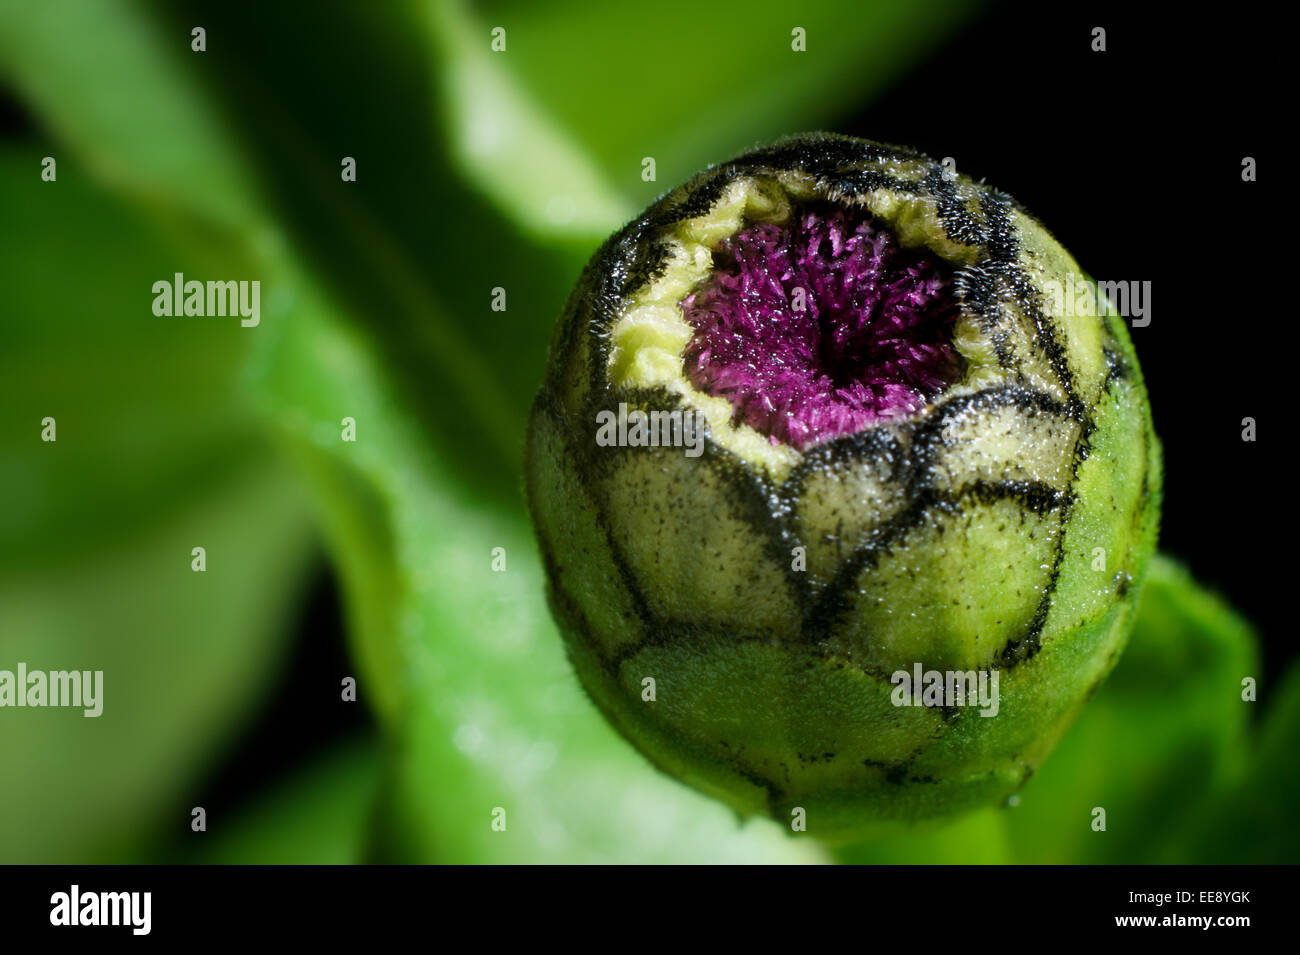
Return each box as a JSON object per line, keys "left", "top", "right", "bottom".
{"left": 526, "top": 133, "right": 1160, "bottom": 841}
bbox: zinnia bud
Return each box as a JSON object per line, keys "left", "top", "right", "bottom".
{"left": 526, "top": 133, "right": 1160, "bottom": 840}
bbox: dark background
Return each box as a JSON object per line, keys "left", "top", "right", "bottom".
{"left": 844, "top": 1, "right": 1284, "bottom": 671}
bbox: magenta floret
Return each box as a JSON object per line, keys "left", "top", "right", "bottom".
{"left": 680, "top": 203, "right": 964, "bottom": 449}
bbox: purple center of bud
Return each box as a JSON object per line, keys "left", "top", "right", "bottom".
{"left": 680, "top": 203, "right": 964, "bottom": 449}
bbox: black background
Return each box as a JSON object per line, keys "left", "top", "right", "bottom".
{"left": 842, "top": 1, "right": 1284, "bottom": 669}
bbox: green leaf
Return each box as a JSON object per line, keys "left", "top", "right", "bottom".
{"left": 191, "top": 736, "right": 381, "bottom": 865}
{"left": 136, "top": 1, "right": 583, "bottom": 504}
{"left": 1001, "top": 555, "right": 1259, "bottom": 863}
{"left": 0, "top": 147, "right": 255, "bottom": 566}
{"left": 0, "top": 459, "right": 317, "bottom": 863}
{"left": 433, "top": 0, "right": 983, "bottom": 238}
{"left": 0, "top": 144, "right": 317, "bottom": 862}
{"left": 250, "top": 279, "right": 826, "bottom": 863}
{"left": 1173, "top": 658, "right": 1300, "bottom": 863}
{"left": 836, "top": 807, "right": 1011, "bottom": 864}
{"left": 427, "top": 0, "right": 637, "bottom": 241}
{"left": 0, "top": 0, "right": 264, "bottom": 232}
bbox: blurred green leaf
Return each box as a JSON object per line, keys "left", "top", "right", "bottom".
{"left": 249, "top": 277, "right": 826, "bottom": 863}
{"left": 192, "top": 736, "right": 381, "bottom": 865}
{"left": 0, "top": 457, "right": 317, "bottom": 863}
{"left": 836, "top": 807, "right": 1011, "bottom": 864}
{"left": 142, "top": 0, "right": 576, "bottom": 506}
{"left": 435, "top": 0, "right": 982, "bottom": 237}
{"left": 0, "top": 141, "right": 316, "bottom": 862}
{"left": 1173, "top": 657, "right": 1300, "bottom": 863}
{"left": 1001, "top": 556, "right": 1259, "bottom": 863}
{"left": 427, "top": 0, "right": 636, "bottom": 240}
{"left": 0, "top": 0, "right": 264, "bottom": 233}
{"left": 0, "top": 147, "right": 256, "bottom": 565}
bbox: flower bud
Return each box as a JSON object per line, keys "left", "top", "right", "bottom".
{"left": 526, "top": 134, "right": 1160, "bottom": 840}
